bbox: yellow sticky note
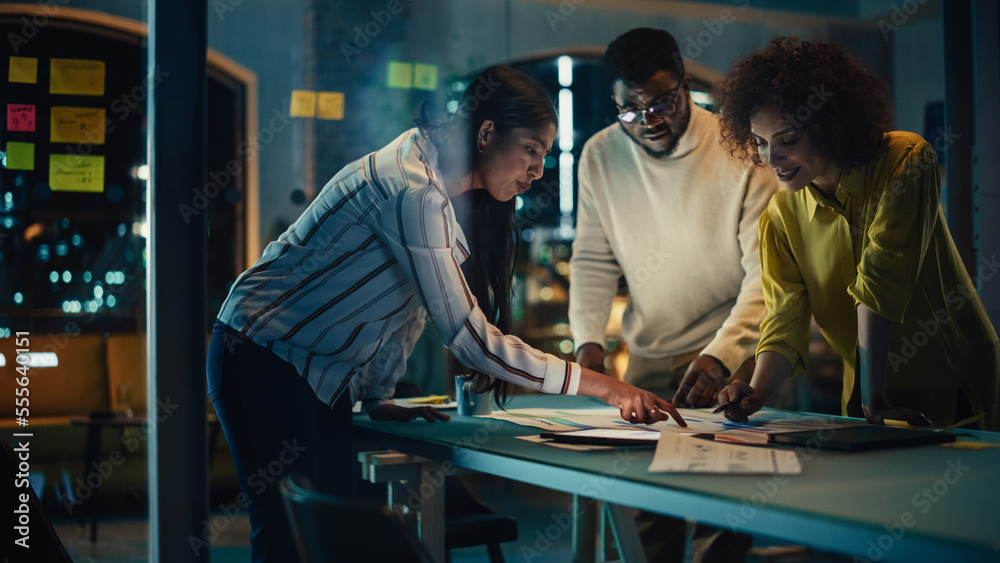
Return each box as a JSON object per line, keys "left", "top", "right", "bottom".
{"left": 413, "top": 64, "right": 438, "bottom": 91}
{"left": 9, "top": 56, "right": 38, "bottom": 84}
{"left": 387, "top": 61, "right": 413, "bottom": 89}
{"left": 49, "top": 154, "right": 105, "bottom": 192}
{"left": 51, "top": 107, "right": 106, "bottom": 144}
{"left": 317, "top": 92, "right": 344, "bottom": 120}
{"left": 941, "top": 441, "right": 999, "bottom": 450}
{"left": 50, "top": 58, "right": 105, "bottom": 96}
{"left": 290, "top": 90, "right": 316, "bottom": 117}
{"left": 5, "top": 142, "right": 35, "bottom": 170}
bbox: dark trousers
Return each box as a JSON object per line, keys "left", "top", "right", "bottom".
{"left": 207, "top": 321, "right": 356, "bottom": 563}
{"left": 626, "top": 353, "right": 752, "bottom": 562}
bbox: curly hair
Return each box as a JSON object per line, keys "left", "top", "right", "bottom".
{"left": 715, "top": 37, "right": 892, "bottom": 171}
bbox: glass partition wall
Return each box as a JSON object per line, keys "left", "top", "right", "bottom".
{"left": 0, "top": 1, "right": 957, "bottom": 560}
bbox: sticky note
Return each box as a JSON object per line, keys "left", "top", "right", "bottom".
{"left": 49, "top": 154, "right": 105, "bottom": 192}
{"left": 387, "top": 61, "right": 413, "bottom": 89}
{"left": 7, "top": 104, "right": 35, "bottom": 132}
{"left": 51, "top": 107, "right": 106, "bottom": 144}
{"left": 9, "top": 57, "right": 37, "bottom": 84}
{"left": 941, "top": 441, "right": 999, "bottom": 450}
{"left": 5, "top": 142, "right": 35, "bottom": 170}
{"left": 413, "top": 64, "right": 438, "bottom": 91}
{"left": 317, "top": 92, "right": 344, "bottom": 120}
{"left": 289, "top": 90, "right": 316, "bottom": 117}
{"left": 50, "top": 58, "right": 105, "bottom": 96}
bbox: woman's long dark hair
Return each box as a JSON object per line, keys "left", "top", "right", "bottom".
{"left": 415, "top": 65, "right": 556, "bottom": 405}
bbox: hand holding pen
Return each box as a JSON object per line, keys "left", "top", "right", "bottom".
{"left": 714, "top": 380, "right": 762, "bottom": 422}
{"left": 712, "top": 400, "right": 739, "bottom": 414}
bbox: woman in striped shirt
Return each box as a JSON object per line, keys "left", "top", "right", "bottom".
{"left": 207, "top": 65, "right": 685, "bottom": 563}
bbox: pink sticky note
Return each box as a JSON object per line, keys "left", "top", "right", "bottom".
{"left": 7, "top": 104, "right": 35, "bottom": 132}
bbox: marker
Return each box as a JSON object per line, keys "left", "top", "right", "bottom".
{"left": 712, "top": 399, "right": 741, "bottom": 414}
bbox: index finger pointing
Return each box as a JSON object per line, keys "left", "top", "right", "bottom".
{"left": 656, "top": 397, "right": 686, "bottom": 427}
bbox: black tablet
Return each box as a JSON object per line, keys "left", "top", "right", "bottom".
{"left": 767, "top": 425, "right": 956, "bottom": 452}
{"left": 539, "top": 428, "right": 662, "bottom": 446}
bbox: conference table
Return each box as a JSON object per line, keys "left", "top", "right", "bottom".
{"left": 353, "top": 394, "right": 1000, "bottom": 562}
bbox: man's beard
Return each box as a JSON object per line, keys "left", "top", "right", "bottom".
{"left": 620, "top": 105, "right": 692, "bottom": 159}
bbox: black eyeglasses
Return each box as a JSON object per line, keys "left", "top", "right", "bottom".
{"left": 617, "top": 83, "right": 684, "bottom": 125}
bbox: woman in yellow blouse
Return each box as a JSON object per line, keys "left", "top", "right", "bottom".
{"left": 713, "top": 37, "right": 999, "bottom": 430}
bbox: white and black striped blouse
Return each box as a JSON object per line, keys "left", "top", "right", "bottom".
{"left": 217, "top": 128, "right": 580, "bottom": 410}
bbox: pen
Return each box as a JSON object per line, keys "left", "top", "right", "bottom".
{"left": 408, "top": 395, "right": 450, "bottom": 405}
{"left": 712, "top": 400, "right": 740, "bottom": 414}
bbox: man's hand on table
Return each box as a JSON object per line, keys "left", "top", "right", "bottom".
{"left": 671, "top": 354, "right": 729, "bottom": 407}
{"left": 575, "top": 342, "right": 606, "bottom": 374}
{"left": 369, "top": 404, "right": 451, "bottom": 423}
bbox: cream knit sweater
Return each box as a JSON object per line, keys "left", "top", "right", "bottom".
{"left": 569, "top": 103, "right": 779, "bottom": 373}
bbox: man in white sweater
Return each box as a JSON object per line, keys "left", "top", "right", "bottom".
{"left": 569, "top": 28, "right": 779, "bottom": 562}
{"left": 570, "top": 27, "right": 777, "bottom": 408}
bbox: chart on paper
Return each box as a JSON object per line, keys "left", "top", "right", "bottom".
{"left": 485, "top": 407, "right": 865, "bottom": 444}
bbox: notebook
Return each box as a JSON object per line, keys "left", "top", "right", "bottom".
{"left": 539, "top": 428, "right": 662, "bottom": 446}
{"left": 767, "top": 425, "right": 956, "bottom": 451}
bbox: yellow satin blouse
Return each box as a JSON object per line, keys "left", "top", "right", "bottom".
{"left": 756, "top": 131, "right": 999, "bottom": 430}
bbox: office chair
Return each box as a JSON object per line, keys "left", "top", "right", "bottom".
{"left": 280, "top": 474, "right": 434, "bottom": 563}
{"left": 445, "top": 509, "right": 517, "bottom": 563}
